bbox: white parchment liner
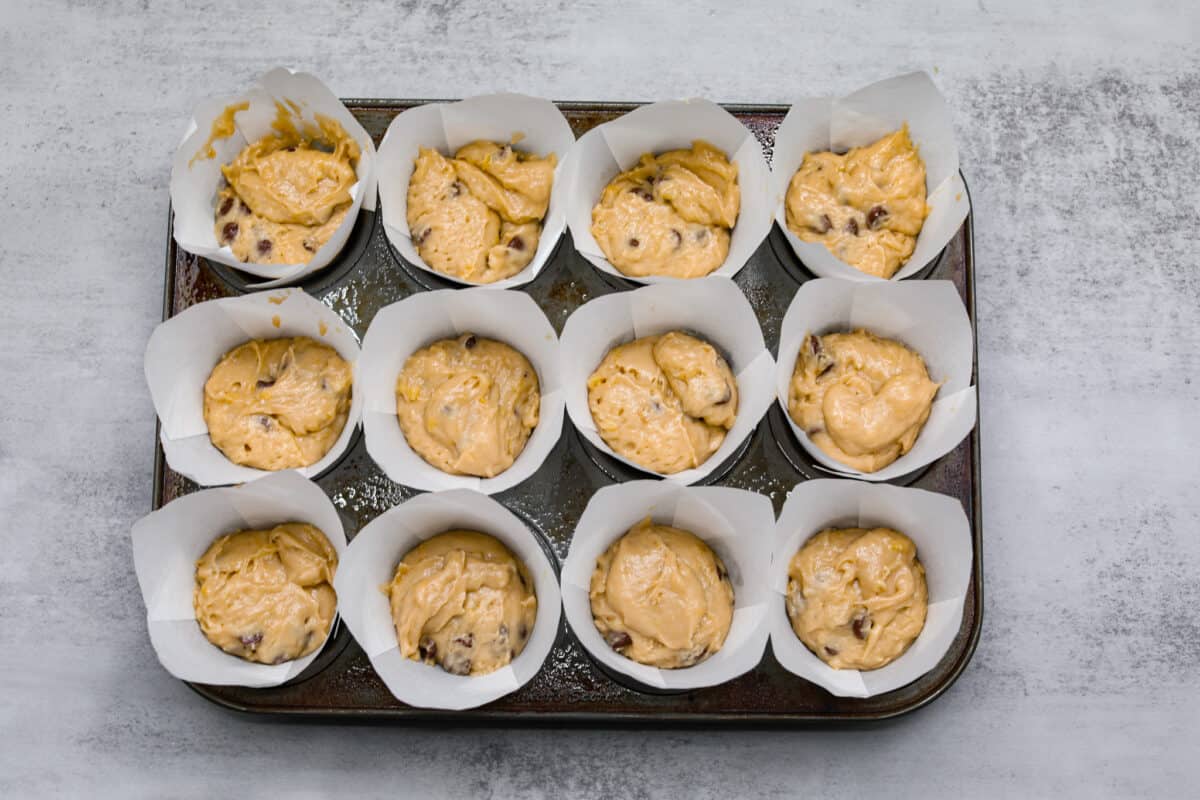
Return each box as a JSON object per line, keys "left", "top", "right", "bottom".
{"left": 564, "top": 99, "right": 773, "bottom": 284}
{"left": 561, "top": 481, "right": 773, "bottom": 690}
{"left": 771, "top": 71, "right": 970, "bottom": 281}
{"left": 358, "top": 288, "right": 563, "bottom": 493}
{"left": 334, "top": 489, "right": 561, "bottom": 710}
{"left": 376, "top": 93, "right": 575, "bottom": 288}
{"left": 145, "top": 289, "right": 363, "bottom": 487}
{"left": 769, "top": 479, "right": 971, "bottom": 698}
{"left": 774, "top": 279, "right": 976, "bottom": 482}
{"left": 560, "top": 277, "right": 775, "bottom": 484}
{"left": 169, "top": 67, "right": 379, "bottom": 288}
{"left": 131, "top": 470, "right": 348, "bottom": 687}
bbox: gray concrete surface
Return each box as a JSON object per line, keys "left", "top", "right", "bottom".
{"left": 2, "top": 0, "right": 1198, "bottom": 797}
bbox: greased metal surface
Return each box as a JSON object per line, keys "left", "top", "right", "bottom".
{"left": 154, "top": 101, "right": 982, "bottom": 724}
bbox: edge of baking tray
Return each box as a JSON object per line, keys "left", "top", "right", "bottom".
{"left": 153, "top": 100, "right": 984, "bottom": 726}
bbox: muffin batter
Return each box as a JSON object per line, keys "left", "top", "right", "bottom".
{"left": 406, "top": 141, "right": 556, "bottom": 283}
{"left": 395, "top": 333, "right": 540, "bottom": 478}
{"left": 213, "top": 103, "right": 361, "bottom": 265}
{"left": 194, "top": 522, "right": 338, "bottom": 665}
{"left": 590, "top": 518, "right": 734, "bottom": 669}
{"left": 385, "top": 531, "right": 537, "bottom": 676}
{"left": 590, "top": 140, "right": 740, "bottom": 279}
{"left": 785, "top": 127, "right": 929, "bottom": 279}
{"left": 788, "top": 329, "right": 938, "bottom": 473}
{"left": 785, "top": 527, "right": 927, "bottom": 670}
{"left": 204, "top": 336, "right": 353, "bottom": 471}
{"left": 587, "top": 331, "right": 737, "bottom": 474}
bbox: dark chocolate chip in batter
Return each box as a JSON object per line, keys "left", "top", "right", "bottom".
{"left": 220, "top": 222, "right": 239, "bottom": 244}
{"left": 813, "top": 214, "right": 833, "bottom": 234}
{"left": 255, "top": 378, "right": 276, "bottom": 390}
{"left": 452, "top": 633, "right": 475, "bottom": 649}
{"left": 670, "top": 229, "right": 682, "bottom": 248}
{"left": 257, "top": 239, "right": 272, "bottom": 256}
{"left": 518, "top": 624, "right": 528, "bottom": 641}
{"left": 632, "top": 187, "right": 653, "bottom": 202}
{"left": 256, "top": 415, "right": 272, "bottom": 430}
{"left": 463, "top": 334, "right": 477, "bottom": 349}
{"left": 413, "top": 226, "right": 430, "bottom": 246}
{"left": 239, "top": 632, "right": 263, "bottom": 649}
{"left": 866, "top": 205, "right": 888, "bottom": 230}
{"left": 605, "top": 630, "right": 633, "bottom": 651}
{"left": 448, "top": 181, "right": 464, "bottom": 198}
{"left": 238, "top": 201, "right": 251, "bottom": 215}
{"left": 303, "top": 240, "right": 317, "bottom": 253}
{"left": 219, "top": 196, "right": 234, "bottom": 216}
{"left": 418, "top": 636, "right": 437, "bottom": 662}
{"left": 824, "top": 645, "right": 839, "bottom": 656}
{"left": 628, "top": 237, "right": 640, "bottom": 248}
{"left": 845, "top": 218, "right": 860, "bottom": 236}
{"left": 507, "top": 236, "right": 525, "bottom": 251}
{"left": 852, "top": 611, "right": 872, "bottom": 640}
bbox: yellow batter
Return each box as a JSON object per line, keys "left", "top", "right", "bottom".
{"left": 204, "top": 336, "right": 353, "bottom": 471}
{"left": 406, "top": 141, "right": 556, "bottom": 283}
{"left": 590, "top": 140, "right": 740, "bottom": 279}
{"left": 785, "top": 527, "right": 927, "bottom": 670}
{"left": 788, "top": 329, "right": 938, "bottom": 473}
{"left": 395, "top": 333, "right": 540, "bottom": 478}
{"left": 589, "top": 518, "right": 734, "bottom": 669}
{"left": 384, "top": 531, "right": 538, "bottom": 676}
{"left": 784, "top": 127, "right": 929, "bottom": 279}
{"left": 210, "top": 103, "right": 361, "bottom": 266}
{"left": 587, "top": 331, "right": 737, "bottom": 474}
{"left": 194, "top": 522, "right": 338, "bottom": 665}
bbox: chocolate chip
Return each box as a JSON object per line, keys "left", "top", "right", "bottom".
{"left": 303, "top": 240, "right": 317, "bottom": 253}
{"left": 220, "top": 222, "right": 238, "bottom": 244}
{"left": 448, "top": 181, "right": 464, "bottom": 198}
{"left": 463, "top": 334, "right": 477, "bottom": 349}
{"left": 285, "top": 146, "right": 296, "bottom": 152}
{"left": 413, "top": 227, "right": 430, "bottom": 246}
{"left": 257, "top": 239, "right": 272, "bottom": 255}
{"left": 507, "top": 236, "right": 525, "bottom": 251}
{"left": 239, "top": 632, "right": 263, "bottom": 649}
{"left": 809, "top": 335, "right": 822, "bottom": 356}
{"left": 418, "top": 636, "right": 437, "bottom": 662}
{"left": 670, "top": 229, "right": 682, "bottom": 248}
{"left": 238, "top": 201, "right": 250, "bottom": 215}
{"left": 845, "top": 218, "right": 859, "bottom": 236}
{"left": 255, "top": 378, "right": 275, "bottom": 390}
{"left": 257, "top": 415, "right": 272, "bottom": 430}
{"left": 716, "top": 564, "right": 729, "bottom": 581}
{"left": 452, "top": 633, "right": 474, "bottom": 649}
{"left": 633, "top": 188, "right": 653, "bottom": 202}
{"left": 866, "top": 205, "right": 888, "bottom": 229}
{"left": 813, "top": 214, "right": 833, "bottom": 234}
{"left": 852, "top": 611, "right": 872, "bottom": 640}
{"left": 628, "top": 237, "right": 639, "bottom": 248}
{"left": 605, "top": 630, "right": 633, "bottom": 651}
{"left": 219, "top": 196, "right": 234, "bottom": 216}
{"left": 518, "top": 624, "right": 528, "bottom": 641}
{"left": 824, "top": 646, "right": 839, "bottom": 656}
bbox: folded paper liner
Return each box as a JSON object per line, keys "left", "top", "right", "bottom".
{"left": 131, "top": 470, "right": 348, "bottom": 687}
{"left": 376, "top": 92, "right": 576, "bottom": 288}
{"left": 565, "top": 98, "right": 773, "bottom": 284}
{"left": 334, "top": 489, "right": 562, "bottom": 711}
{"left": 771, "top": 71, "right": 970, "bottom": 281}
{"left": 774, "top": 278, "right": 977, "bottom": 482}
{"left": 144, "top": 288, "right": 363, "bottom": 486}
{"left": 769, "top": 479, "right": 972, "bottom": 698}
{"left": 358, "top": 288, "right": 563, "bottom": 493}
{"left": 560, "top": 276, "right": 776, "bottom": 484}
{"left": 561, "top": 480, "right": 774, "bottom": 690}
{"left": 170, "top": 67, "right": 378, "bottom": 287}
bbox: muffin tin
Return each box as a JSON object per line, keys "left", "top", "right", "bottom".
{"left": 153, "top": 100, "right": 983, "bottom": 724}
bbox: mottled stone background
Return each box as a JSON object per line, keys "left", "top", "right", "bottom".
{"left": 1, "top": 0, "right": 1197, "bottom": 796}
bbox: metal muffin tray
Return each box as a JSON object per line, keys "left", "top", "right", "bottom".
{"left": 154, "top": 100, "right": 983, "bottom": 724}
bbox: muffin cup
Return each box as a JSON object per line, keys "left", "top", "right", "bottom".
{"left": 358, "top": 288, "right": 563, "bottom": 493}
{"left": 560, "top": 277, "right": 775, "bottom": 484}
{"left": 334, "top": 489, "right": 562, "bottom": 711}
{"left": 169, "top": 67, "right": 378, "bottom": 288}
{"left": 564, "top": 99, "right": 773, "bottom": 284}
{"left": 771, "top": 71, "right": 969, "bottom": 281}
{"left": 131, "top": 470, "right": 348, "bottom": 687}
{"left": 774, "top": 278, "right": 976, "bottom": 482}
{"left": 769, "top": 479, "right": 972, "bottom": 698}
{"left": 561, "top": 480, "right": 773, "bottom": 691}
{"left": 144, "top": 288, "right": 363, "bottom": 487}
{"left": 376, "top": 93, "right": 576, "bottom": 289}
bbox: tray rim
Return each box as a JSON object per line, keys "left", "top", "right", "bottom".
{"left": 153, "top": 99, "right": 984, "bottom": 726}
